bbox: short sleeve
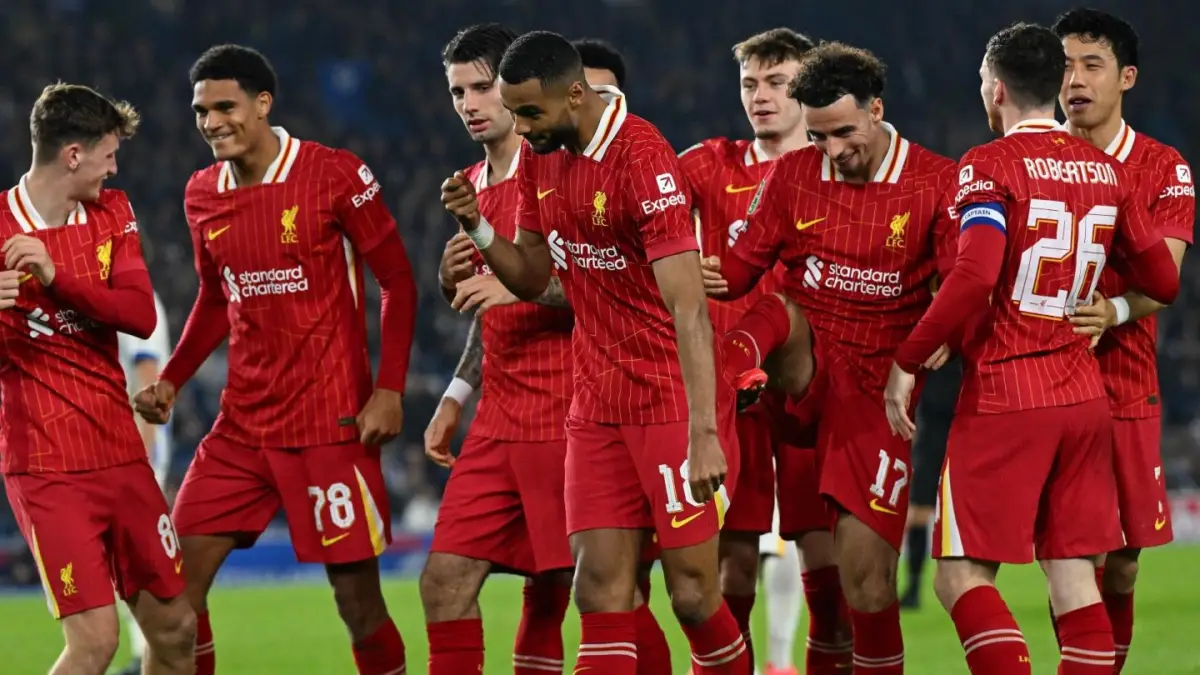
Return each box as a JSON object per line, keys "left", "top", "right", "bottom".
{"left": 516, "top": 142, "right": 543, "bottom": 239}
{"left": 1151, "top": 154, "right": 1195, "bottom": 244}
{"left": 626, "top": 144, "right": 697, "bottom": 262}
{"left": 731, "top": 163, "right": 787, "bottom": 272}
{"left": 109, "top": 191, "right": 147, "bottom": 277}
{"left": 330, "top": 149, "right": 397, "bottom": 253}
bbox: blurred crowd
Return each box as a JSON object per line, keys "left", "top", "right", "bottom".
{"left": 0, "top": 0, "right": 1197, "bottom": 539}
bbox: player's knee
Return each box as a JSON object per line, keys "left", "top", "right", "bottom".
{"left": 573, "top": 561, "right": 637, "bottom": 614}
{"left": 718, "top": 534, "right": 760, "bottom": 596}
{"left": 418, "top": 553, "right": 486, "bottom": 620}
{"left": 64, "top": 628, "right": 120, "bottom": 674}
{"left": 839, "top": 553, "right": 896, "bottom": 612}
{"left": 932, "top": 560, "right": 992, "bottom": 613}
{"left": 144, "top": 600, "right": 197, "bottom": 661}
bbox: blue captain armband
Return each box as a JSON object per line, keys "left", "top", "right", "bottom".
{"left": 959, "top": 202, "right": 1006, "bottom": 234}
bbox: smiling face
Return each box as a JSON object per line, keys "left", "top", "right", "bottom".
{"left": 740, "top": 56, "right": 804, "bottom": 140}
{"left": 447, "top": 60, "right": 514, "bottom": 143}
{"left": 1060, "top": 34, "right": 1135, "bottom": 131}
{"left": 192, "top": 79, "right": 273, "bottom": 161}
{"left": 803, "top": 94, "right": 884, "bottom": 180}
{"left": 499, "top": 77, "right": 583, "bottom": 154}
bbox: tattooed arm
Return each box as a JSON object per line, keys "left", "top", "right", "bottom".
{"left": 531, "top": 276, "right": 570, "bottom": 309}
{"left": 453, "top": 315, "right": 485, "bottom": 389}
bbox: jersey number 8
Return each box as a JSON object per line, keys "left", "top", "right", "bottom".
{"left": 1012, "top": 199, "right": 1114, "bottom": 319}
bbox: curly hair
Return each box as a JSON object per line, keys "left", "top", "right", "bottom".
{"left": 787, "top": 41, "right": 885, "bottom": 108}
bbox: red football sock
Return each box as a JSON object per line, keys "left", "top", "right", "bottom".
{"left": 680, "top": 601, "right": 750, "bottom": 674}
{"left": 194, "top": 610, "right": 215, "bottom": 675}
{"left": 950, "top": 585, "right": 1030, "bottom": 675}
{"left": 1057, "top": 602, "right": 1115, "bottom": 674}
{"left": 1052, "top": 567, "right": 1107, "bottom": 650}
{"left": 1102, "top": 590, "right": 1133, "bottom": 673}
{"left": 634, "top": 602, "right": 673, "bottom": 675}
{"left": 577, "top": 612, "right": 637, "bottom": 674}
{"left": 427, "top": 618, "right": 484, "bottom": 674}
{"left": 352, "top": 618, "right": 406, "bottom": 675}
{"left": 514, "top": 578, "right": 570, "bottom": 674}
{"left": 803, "top": 566, "right": 853, "bottom": 673}
{"left": 723, "top": 593, "right": 756, "bottom": 666}
{"left": 725, "top": 295, "right": 791, "bottom": 378}
{"left": 849, "top": 602, "right": 904, "bottom": 674}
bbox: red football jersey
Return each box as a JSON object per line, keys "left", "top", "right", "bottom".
{"left": 678, "top": 138, "right": 782, "bottom": 333}
{"left": 0, "top": 182, "right": 148, "bottom": 473}
{"left": 733, "top": 124, "right": 958, "bottom": 398}
{"left": 1091, "top": 122, "right": 1195, "bottom": 418}
{"left": 951, "top": 120, "right": 1164, "bottom": 414}
{"left": 516, "top": 91, "right": 731, "bottom": 425}
{"left": 466, "top": 155, "right": 573, "bottom": 441}
{"left": 178, "top": 128, "right": 399, "bottom": 447}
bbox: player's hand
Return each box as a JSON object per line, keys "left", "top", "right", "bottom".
{"left": 357, "top": 388, "right": 404, "bottom": 447}
{"left": 701, "top": 256, "right": 728, "bottom": 297}
{"left": 1069, "top": 291, "right": 1115, "bottom": 349}
{"left": 923, "top": 343, "right": 952, "bottom": 370}
{"left": 2, "top": 235, "right": 55, "bottom": 286}
{"left": 133, "top": 380, "right": 177, "bottom": 425}
{"left": 440, "top": 232, "right": 477, "bottom": 291}
{"left": 686, "top": 429, "right": 727, "bottom": 504}
{"left": 424, "top": 398, "right": 462, "bottom": 469}
{"left": 441, "top": 171, "right": 481, "bottom": 230}
{"left": 884, "top": 363, "right": 917, "bottom": 441}
{"left": 0, "top": 270, "right": 21, "bottom": 310}
{"left": 451, "top": 274, "right": 519, "bottom": 313}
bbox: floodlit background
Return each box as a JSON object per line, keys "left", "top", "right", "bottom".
{"left": 0, "top": 1, "right": 1197, "bottom": 672}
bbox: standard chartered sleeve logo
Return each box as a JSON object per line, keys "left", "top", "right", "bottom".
{"left": 546, "top": 229, "right": 628, "bottom": 271}
{"left": 223, "top": 265, "right": 310, "bottom": 301}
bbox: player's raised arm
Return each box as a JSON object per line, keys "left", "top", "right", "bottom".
{"left": 442, "top": 161, "right": 552, "bottom": 301}
{"left": 21, "top": 195, "right": 157, "bottom": 337}
{"left": 719, "top": 170, "right": 784, "bottom": 300}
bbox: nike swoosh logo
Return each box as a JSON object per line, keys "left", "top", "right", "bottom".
{"left": 537, "top": 188, "right": 555, "bottom": 200}
{"left": 207, "top": 225, "right": 232, "bottom": 240}
{"left": 670, "top": 511, "right": 706, "bottom": 528}
{"left": 869, "top": 498, "right": 899, "bottom": 516}
{"left": 18, "top": 273, "right": 32, "bottom": 284}
{"left": 321, "top": 533, "right": 351, "bottom": 547}
{"left": 725, "top": 184, "right": 758, "bottom": 194}
{"left": 174, "top": 560, "right": 183, "bottom": 574}
{"left": 1155, "top": 516, "right": 1168, "bottom": 531}
{"left": 796, "top": 217, "right": 826, "bottom": 231}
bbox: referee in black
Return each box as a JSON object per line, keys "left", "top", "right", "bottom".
{"left": 900, "top": 353, "right": 962, "bottom": 609}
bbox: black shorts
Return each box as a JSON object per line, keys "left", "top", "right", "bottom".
{"left": 911, "top": 357, "right": 962, "bottom": 508}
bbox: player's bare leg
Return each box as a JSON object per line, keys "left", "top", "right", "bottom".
{"left": 659, "top": 536, "right": 752, "bottom": 673}
{"left": 326, "top": 557, "right": 407, "bottom": 675}
{"left": 936, "top": 558, "right": 1032, "bottom": 674}
{"left": 54, "top": 606, "right": 121, "bottom": 675}
{"left": 570, "top": 528, "right": 643, "bottom": 672}
{"left": 834, "top": 513, "right": 905, "bottom": 673}
{"left": 127, "top": 592, "right": 197, "bottom": 675}
{"left": 1100, "top": 548, "right": 1139, "bottom": 671}
{"left": 515, "top": 571, "right": 573, "bottom": 674}
{"left": 724, "top": 293, "right": 814, "bottom": 408}
{"left": 178, "top": 534, "right": 240, "bottom": 675}
{"left": 718, "top": 531, "right": 762, "bottom": 663}
{"left": 1040, "top": 556, "right": 1116, "bottom": 673}
{"left": 419, "top": 552, "right": 491, "bottom": 672}
{"left": 797, "top": 531, "right": 853, "bottom": 673}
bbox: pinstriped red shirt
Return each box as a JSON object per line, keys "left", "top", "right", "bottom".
{"left": 678, "top": 137, "right": 782, "bottom": 334}
{"left": 0, "top": 185, "right": 148, "bottom": 473}
{"left": 1090, "top": 122, "right": 1195, "bottom": 419}
{"left": 167, "top": 128, "right": 403, "bottom": 447}
{"left": 466, "top": 155, "right": 573, "bottom": 441}
{"left": 516, "top": 89, "right": 734, "bottom": 425}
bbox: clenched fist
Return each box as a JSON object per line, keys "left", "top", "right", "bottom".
{"left": 134, "top": 380, "right": 177, "bottom": 425}
{"left": 441, "top": 171, "right": 481, "bottom": 230}
{"left": 3, "top": 235, "right": 55, "bottom": 286}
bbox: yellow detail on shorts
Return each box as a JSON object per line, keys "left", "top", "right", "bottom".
{"left": 715, "top": 485, "right": 729, "bottom": 529}
{"left": 29, "top": 527, "right": 61, "bottom": 619}
{"left": 938, "top": 462, "right": 952, "bottom": 558}
{"left": 354, "top": 467, "right": 387, "bottom": 556}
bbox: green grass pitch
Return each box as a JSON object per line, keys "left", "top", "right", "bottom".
{"left": 2, "top": 546, "right": 1199, "bottom": 674}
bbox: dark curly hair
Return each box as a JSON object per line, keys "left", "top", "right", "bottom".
{"left": 190, "top": 44, "right": 277, "bottom": 96}
{"left": 788, "top": 42, "right": 885, "bottom": 108}
{"left": 1052, "top": 8, "right": 1139, "bottom": 69}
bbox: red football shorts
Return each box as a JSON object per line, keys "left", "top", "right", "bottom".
{"left": 173, "top": 435, "right": 391, "bottom": 565}
{"left": 564, "top": 413, "right": 740, "bottom": 550}
{"left": 933, "top": 398, "right": 1123, "bottom": 564}
{"left": 4, "top": 461, "right": 184, "bottom": 619}
{"left": 431, "top": 434, "right": 573, "bottom": 574}
{"left": 722, "top": 394, "right": 781, "bottom": 535}
{"left": 1112, "top": 416, "right": 1172, "bottom": 549}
